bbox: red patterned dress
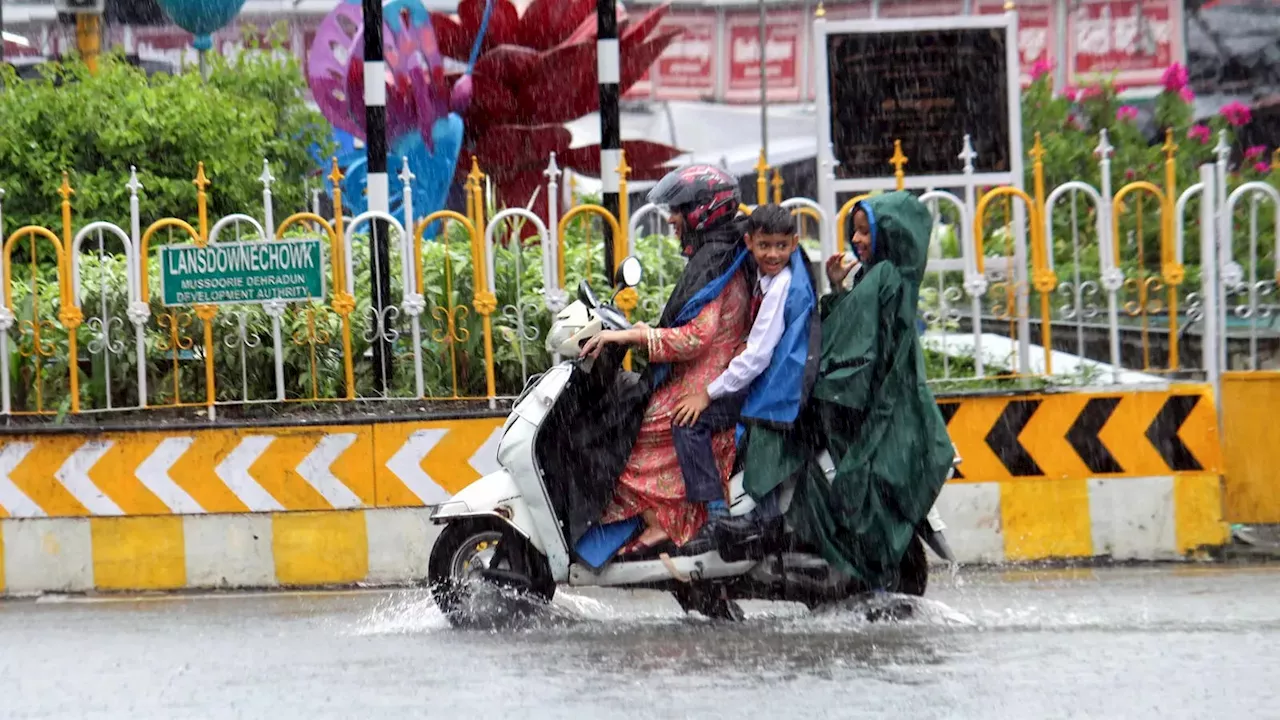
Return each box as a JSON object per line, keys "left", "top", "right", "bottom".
{"left": 600, "top": 272, "right": 751, "bottom": 546}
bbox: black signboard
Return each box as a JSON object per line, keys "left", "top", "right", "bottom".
{"left": 826, "top": 28, "right": 1011, "bottom": 179}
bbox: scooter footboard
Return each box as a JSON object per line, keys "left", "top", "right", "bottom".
{"left": 430, "top": 470, "right": 546, "bottom": 554}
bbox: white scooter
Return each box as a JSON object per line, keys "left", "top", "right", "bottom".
{"left": 427, "top": 257, "right": 957, "bottom": 624}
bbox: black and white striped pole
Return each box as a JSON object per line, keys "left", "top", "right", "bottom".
{"left": 597, "top": 0, "right": 621, "bottom": 277}
{"left": 362, "top": 0, "right": 394, "bottom": 391}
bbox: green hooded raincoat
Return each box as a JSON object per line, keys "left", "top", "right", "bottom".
{"left": 741, "top": 192, "right": 954, "bottom": 589}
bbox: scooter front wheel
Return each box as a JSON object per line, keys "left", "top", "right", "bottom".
{"left": 427, "top": 519, "right": 554, "bottom": 625}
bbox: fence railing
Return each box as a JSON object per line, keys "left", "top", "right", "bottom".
{"left": 0, "top": 132, "right": 1276, "bottom": 419}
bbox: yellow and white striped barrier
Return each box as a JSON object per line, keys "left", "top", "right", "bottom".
{"left": 0, "top": 386, "right": 1232, "bottom": 596}
{"left": 0, "top": 418, "right": 504, "bottom": 518}
{"left": 0, "top": 508, "right": 442, "bottom": 595}
{"left": 932, "top": 385, "right": 1229, "bottom": 563}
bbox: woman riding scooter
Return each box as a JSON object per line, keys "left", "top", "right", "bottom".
{"left": 580, "top": 165, "right": 751, "bottom": 556}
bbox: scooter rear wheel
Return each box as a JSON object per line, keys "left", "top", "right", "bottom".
{"left": 428, "top": 519, "right": 554, "bottom": 625}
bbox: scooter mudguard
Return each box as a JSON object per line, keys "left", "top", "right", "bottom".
{"left": 430, "top": 469, "right": 546, "bottom": 554}
{"left": 574, "top": 519, "right": 642, "bottom": 571}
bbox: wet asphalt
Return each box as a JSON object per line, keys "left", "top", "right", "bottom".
{"left": 2, "top": 565, "right": 1277, "bottom": 719}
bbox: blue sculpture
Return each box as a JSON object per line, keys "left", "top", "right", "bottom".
{"left": 307, "top": 0, "right": 493, "bottom": 229}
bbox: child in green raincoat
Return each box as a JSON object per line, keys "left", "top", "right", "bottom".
{"left": 741, "top": 191, "right": 954, "bottom": 591}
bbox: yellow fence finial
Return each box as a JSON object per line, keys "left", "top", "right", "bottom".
{"left": 56, "top": 170, "right": 82, "bottom": 413}
{"left": 755, "top": 149, "right": 769, "bottom": 205}
{"left": 328, "top": 156, "right": 345, "bottom": 185}
{"left": 890, "top": 140, "right": 908, "bottom": 191}
{"left": 616, "top": 148, "right": 632, "bottom": 186}
{"left": 1031, "top": 132, "right": 1047, "bottom": 241}
{"left": 58, "top": 171, "right": 74, "bottom": 202}
{"left": 193, "top": 162, "right": 209, "bottom": 192}
{"left": 1004, "top": 0, "right": 1015, "bottom": 9}
{"left": 1030, "top": 132, "right": 1046, "bottom": 164}
{"left": 193, "top": 162, "right": 210, "bottom": 244}
{"left": 771, "top": 167, "right": 784, "bottom": 205}
{"left": 467, "top": 156, "right": 486, "bottom": 231}
{"left": 1272, "top": 148, "right": 1280, "bottom": 172}
{"left": 815, "top": 2, "right": 825, "bottom": 18}
{"left": 617, "top": 149, "right": 631, "bottom": 269}
{"left": 59, "top": 170, "right": 74, "bottom": 266}
{"left": 1162, "top": 128, "right": 1178, "bottom": 159}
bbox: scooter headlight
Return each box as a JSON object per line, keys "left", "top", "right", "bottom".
{"left": 546, "top": 323, "right": 576, "bottom": 354}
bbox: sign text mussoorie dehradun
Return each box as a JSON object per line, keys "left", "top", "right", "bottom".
{"left": 159, "top": 238, "right": 325, "bottom": 306}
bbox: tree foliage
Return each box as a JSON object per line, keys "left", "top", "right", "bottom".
{"left": 0, "top": 24, "right": 332, "bottom": 233}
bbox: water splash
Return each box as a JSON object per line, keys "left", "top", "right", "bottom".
{"left": 352, "top": 588, "right": 450, "bottom": 635}
{"left": 805, "top": 593, "right": 976, "bottom": 629}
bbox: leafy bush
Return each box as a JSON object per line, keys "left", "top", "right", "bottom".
{"left": 0, "top": 28, "right": 330, "bottom": 233}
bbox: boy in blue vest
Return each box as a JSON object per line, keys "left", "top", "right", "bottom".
{"left": 671, "top": 204, "right": 819, "bottom": 526}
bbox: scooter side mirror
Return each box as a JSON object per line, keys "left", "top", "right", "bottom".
{"left": 614, "top": 256, "right": 644, "bottom": 289}
{"left": 578, "top": 279, "right": 600, "bottom": 309}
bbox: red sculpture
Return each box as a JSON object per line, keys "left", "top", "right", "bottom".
{"left": 431, "top": 0, "right": 684, "bottom": 216}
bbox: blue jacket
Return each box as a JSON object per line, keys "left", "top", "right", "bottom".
{"left": 650, "top": 247, "right": 818, "bottom": 429}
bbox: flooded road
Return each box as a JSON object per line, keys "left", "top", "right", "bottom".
{"left": 2, "top": 565, "right": 1277, "bottom": 719}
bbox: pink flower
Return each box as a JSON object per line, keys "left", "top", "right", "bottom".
{"left": 1117, "top": 105, "right": 1140, "bottom": 122}
{"left": 1188, "top": 124, "right": 1212, "bottom": 144}
{"left": 1161, "top": 63, "right": 1189, "bottom": 93}
{"left": 1179, "top": 86, "right": 1195, "bottom": 104}
{"left": 1064, "top": 84, "right": 1080, "bottom": 101}
{"left": 1125, "top": 169, "right": 1137, "bottom": 180}
{"left": 1255, "top": 162, "right": 1271, "bottom": 174}
{"left": 1077, "top": 86, "right": 1102, "bottom": 101}
{"left": 1245, "top": 145, "right": 1267, "bottom": 160}
{"left": 1221, "top": 101, "right": 1252, "bottom": 127}
{"left": 1030, "top": 58, "right": 1054, "bottom": 80}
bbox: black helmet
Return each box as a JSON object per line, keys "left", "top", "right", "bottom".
{"left": 646, "top": 165, "right": 741, "bottom": 232}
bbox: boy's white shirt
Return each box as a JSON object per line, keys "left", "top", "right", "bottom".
{"left": 707, "top": 265, "right": 792, "bottom": 400}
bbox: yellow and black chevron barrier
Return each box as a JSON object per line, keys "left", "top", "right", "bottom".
{"left": 936, "top": 385, "right": 1222, "bottom": 483}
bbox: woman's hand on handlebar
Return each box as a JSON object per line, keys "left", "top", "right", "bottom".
{"left": 580, "top": 323, "right": 649, "bottom": 359}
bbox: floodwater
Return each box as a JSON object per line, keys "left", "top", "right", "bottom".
{"left": 1, "top": 566, "right": 1277, "bottom": 719}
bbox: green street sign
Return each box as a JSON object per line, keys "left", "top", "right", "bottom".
{"left": 159, "top": 238, "right": 326, "bottom": 306}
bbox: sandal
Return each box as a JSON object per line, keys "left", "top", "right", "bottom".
{"left": 616, "top": 534, "right": 676, "bottom": 560}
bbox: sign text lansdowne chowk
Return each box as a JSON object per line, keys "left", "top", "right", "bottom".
{"left": 159, "top": 238, "right": 326, "bottom": 306}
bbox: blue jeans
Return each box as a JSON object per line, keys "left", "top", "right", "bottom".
{"left": 672, "top": 391, "right": 746, "bottom": 503}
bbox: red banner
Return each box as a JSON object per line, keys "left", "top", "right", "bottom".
{"left": 979, "top": 0, "right": 1055, "bottom": 87}
{"left": 1069, "top": 0, "right": 1183, "bottom": 86}
{"left": 653, "top": 13, "right": 717, "bottom": 99}
{"left": 623, "top": 67, "right": 653, "bottom": 100}
{"left": 880, "top": 0, "right": 966, "bottom": 17}
{"left": 821, "top": 2, "right": 872, "bottom": 21}
{"left": 726, "top": 13, "right": 802, "bottom": 102}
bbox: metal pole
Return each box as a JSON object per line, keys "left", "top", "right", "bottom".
{"left": 759, "top": 0, "right": 768, "bottom": 163}
{"left": 363, "top": 0, "right": 393, "bottom": 392}
{"left": 597, "top": 0, "right": 621, "bottom": 278}
{"left": 1054, "top": 0, "right": 1068, "bottom": 95}
{"left": 1199, "top": 163, "right": 1220, "bottom": 407}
